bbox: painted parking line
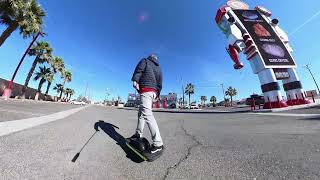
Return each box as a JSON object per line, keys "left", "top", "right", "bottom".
{"left": 0, "top": 105, "right": 90, "bottom": 137}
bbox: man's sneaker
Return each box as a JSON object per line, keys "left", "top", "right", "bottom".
{"left": 144, "top": 145, "right": 164, "bottom": 162}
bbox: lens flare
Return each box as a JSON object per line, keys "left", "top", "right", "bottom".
{"left": 139, "top": 12, "right": 148, "bottom": 23}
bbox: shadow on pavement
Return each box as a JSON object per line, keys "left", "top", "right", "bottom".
{"left": 94, "top": 120, "right": 144, "bottom": 163}
{"left": 300, "top": 116, "right": 320, "bottom": 121}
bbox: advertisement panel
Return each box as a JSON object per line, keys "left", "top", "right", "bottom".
{"left": 233, "top": 10, "right": 296, "bottom": 68}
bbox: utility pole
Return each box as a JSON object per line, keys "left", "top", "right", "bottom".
{"left": 105, "top": 89, "right": 110, "bottom": 103}
{"left": 221, "top": 83, "right": 226, "bottom": 100}
{"left": 304, "top": 64, "right": 320, "bottom": 94}
{"left": 84, "top": 82, "right": 88, "bottom": 99}
{"left": 181, "top": 77, "right": 185, "bottom": 107}
{"left": 221, "top": 83, "right": 226, "bottom": 107}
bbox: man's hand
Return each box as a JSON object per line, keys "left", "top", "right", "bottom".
{"left": 133, "top": 81, "right": 140, "bottom": 91}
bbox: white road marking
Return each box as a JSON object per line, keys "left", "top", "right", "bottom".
{"left": 248, "top": 112, "right": 320, "bottom": 118}
{"left": 0, "top": 105, "right": 89, "bottom": 137}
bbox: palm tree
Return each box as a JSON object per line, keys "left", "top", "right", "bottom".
{"left": 59, "top": 70, "right": 72, "bottom": 100}
{"left": 63, "top": 88, "right": 75, "bottom": 101}
{"left": 178, "top": 97, "right": 183, "bottom": 107}
{"left": 0, "top": 0, "right": 45, "bottom": 47}
{"left": 53, "top": 83, "right": 63, "bottom": 100}
{"left": 200, "top": 96, "right": 207, "bottom": 106}
{"left": 33, "top": 65, "right": 51, "bottom": 100}
{"left": 64, "top": 88, "right": 70, "bottom": 100}
{"left": 44, "top": 72, "right": 53, "bottom": 98}
{"left": 225, "top": 87, "right": 237, "bottom": 106}
{"left": 68, "top": 88, "right": 75, "bottom": 101}
{"left": 210, "top": 96, "right": 217, "bottom": 107}
{"left": 185, "top": 83, "right": 195, "bottom": 107}
{"left": 63, "top": 89, "right": 68, "bottom": 100}
{"left": 44, "top": 57, "right": 65, "bottom": 97}
{"left": 21, "top": 41, "right": 52, "bottom": 98}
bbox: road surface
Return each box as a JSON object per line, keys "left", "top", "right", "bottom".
{"left": 1, "top": 100, "right": 320, "bottom": 179}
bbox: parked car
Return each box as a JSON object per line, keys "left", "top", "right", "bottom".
{"left": 190, "top": 104, "right": 199, "bottom": 109}
{"left": 124, "top": 102, "right": 135, "bottom": 107}
{"left": 168, "top": 103, "right": 176, "bottom": 109}
{"left": 180, "top": 105, "right": 189, "bottom": 109}
{"left": 71, "top": 101, "right": 86, "bottom": 105}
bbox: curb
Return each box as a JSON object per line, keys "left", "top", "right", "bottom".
{"left": 0, "top": 97, "right": 72, "bottom": 105}
{"left": 252, "top": 102, "right": 320, "bottom": 113}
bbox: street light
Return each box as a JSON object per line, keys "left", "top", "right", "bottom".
{"left": 181, "top": 77, "right": 185, "bottom": 107}
{"left": 2, "top": 32, "right": 46, "bottom": 99}
{"left": 303, "top": 64, "right": 320, "bottom": 94}
{"left": 104, "top": 88, "right": 111, "bottom": 105}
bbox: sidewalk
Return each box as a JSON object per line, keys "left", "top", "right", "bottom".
{"left": 253, "top": 101, "right": 320, "bottom": 113}
{"left": 0, "top": 96, "right": 69, "bottom": 104}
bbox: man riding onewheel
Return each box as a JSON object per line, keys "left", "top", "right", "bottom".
{"left": 127, "top": 54, "right": 164, "bottom": 161}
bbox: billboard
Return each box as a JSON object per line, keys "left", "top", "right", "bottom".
{"left": 233, "top": 10, "right": 296, "bottom": 68}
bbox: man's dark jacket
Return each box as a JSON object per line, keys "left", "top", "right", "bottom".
{"left": 131, "top": 56, "right": 162, "bottom": 93}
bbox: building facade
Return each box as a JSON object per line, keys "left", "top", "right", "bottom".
{"left": 127, "top": 92, "right": 177, "bottom": 109}
{"left": 153, "top": 93, "right": 177, "bottom": 109}
{"left": 126, "top": 93, "right": 141, "bottom": 107}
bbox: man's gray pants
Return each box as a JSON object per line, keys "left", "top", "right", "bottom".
{"left": 136, "top": 92, "right": 163, "bottom": 147}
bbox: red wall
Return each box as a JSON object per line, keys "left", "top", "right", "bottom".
{"left": 0, "top": 78, "right": 54, "bottom": 100}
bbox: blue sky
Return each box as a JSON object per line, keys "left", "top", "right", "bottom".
{"left": 1, "top": 0, "right": 320, "bottom": 102}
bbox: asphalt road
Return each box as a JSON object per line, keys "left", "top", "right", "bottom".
{"left": 0, "top": 99, "right": 81, "bottom": 122}
{"left": 1, "top": 105, "right": 320, "bottom": 179}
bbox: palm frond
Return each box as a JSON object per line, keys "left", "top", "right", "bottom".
{"left": 28, "top": 40, "right": 52, "bottom": 64}
{"left": 33, "top": 65, "right": 51, "bottom": 81}
{"left": 50, "top": 57, "right": 65, "bottom": 74}
{"left": 63, "top": 70, "right": 72, "bottom": 82}
{"left": 1, "top": 0, "right": 45, "bottom": 38}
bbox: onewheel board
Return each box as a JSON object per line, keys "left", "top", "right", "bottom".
{"left": 126, "top": 142, "right": 148, "bottom": 161}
